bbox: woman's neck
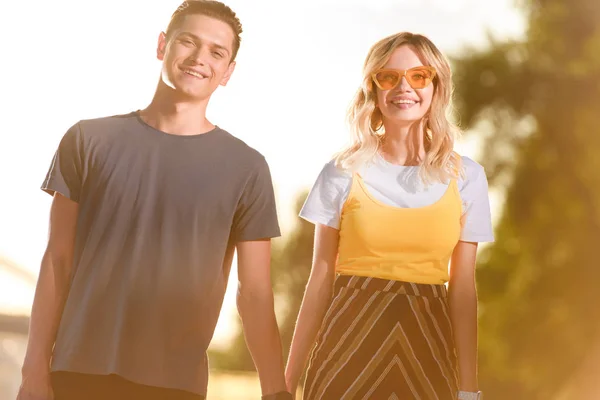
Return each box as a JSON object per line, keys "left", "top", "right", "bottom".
{"left": 380, "top": 121, "right": 426, "bottom": 166}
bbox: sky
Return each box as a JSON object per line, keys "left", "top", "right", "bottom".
{"left": 0, "top": 0, "right": 525, "bottom": 347}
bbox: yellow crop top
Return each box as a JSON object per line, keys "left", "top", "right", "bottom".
{"left": 336, "top": 173, "right": 462, "bottom": 284}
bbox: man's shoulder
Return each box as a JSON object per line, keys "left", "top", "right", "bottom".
{"left": 62, "top": 113, "right": 138, "bottom": 143}
{"left": 75, "top": 112, "right": 137, "bottom": 133}
{"left": 216, "top": 127, "right": 268, "bottom": 165}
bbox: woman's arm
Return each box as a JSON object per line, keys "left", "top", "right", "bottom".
{"left": 448, "top": 240, "right": 479, "bottom": 392}
{"left": 285, "top": 224, "right": 339, "bottom": 395}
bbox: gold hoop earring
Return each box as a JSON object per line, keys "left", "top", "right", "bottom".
{"left": 371, "top": 108, "right": 384, "bottom": 131}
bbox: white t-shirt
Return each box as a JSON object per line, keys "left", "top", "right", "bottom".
{"left": 300, "top": 154, "right": 495, "bottom": 243}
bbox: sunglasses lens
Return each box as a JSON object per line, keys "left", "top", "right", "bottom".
{"left": 374, "top": 71, "right": 400, "bottom": 90}
{"left": 406, "top": 68, "right": 434, "bottom": 89}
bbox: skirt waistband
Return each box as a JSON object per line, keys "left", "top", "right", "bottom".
{"left": 335, "top": 274, "right": 447, "bottom": 298}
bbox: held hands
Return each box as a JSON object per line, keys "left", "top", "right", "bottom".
{"left": 262, "top": 391, "right": 294, "bottom": 400}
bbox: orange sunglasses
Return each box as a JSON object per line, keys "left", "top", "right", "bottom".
{"left": 372, "top": 66, "right": 436, "bottom": 90}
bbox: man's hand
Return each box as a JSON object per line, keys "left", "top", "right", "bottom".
{"left": 261, "top": 391, "right": 294, "bottom": 400}
{"left": 236, "top": 239, "right": 287, "bottom": 396}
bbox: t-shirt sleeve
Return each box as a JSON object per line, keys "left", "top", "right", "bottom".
{"left": 299, "top": 160, "right": 351, "bottom": 230}
{"left": 41, "top": 122, "right": 85, "bottom": 202}
{"left": 232, "top": 156, "right": 281, "bottom": 242}
{"left": 459, "top": 157, "right": 495, "bottom": 242}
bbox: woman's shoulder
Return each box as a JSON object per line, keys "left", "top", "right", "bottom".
{"left": 458, "top": 155, "right": 485, "bottom": 184}
{"left": 319, "top": 159, "right": 353, "bottom": 182}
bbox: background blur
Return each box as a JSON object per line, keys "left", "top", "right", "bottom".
{"left": 1, "top": 0, "right": 599, "bottom": 399}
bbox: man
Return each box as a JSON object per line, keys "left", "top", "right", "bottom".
{"left": 17, "top": 1, "right": 292, "bottom": 399}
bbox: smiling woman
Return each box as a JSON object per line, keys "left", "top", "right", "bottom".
{"left": 284, "top": 32, "right": 493, "bottom": 400}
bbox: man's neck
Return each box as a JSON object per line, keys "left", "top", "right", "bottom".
{"left": 140, "top": 84, "right": 215, "bottom": 136}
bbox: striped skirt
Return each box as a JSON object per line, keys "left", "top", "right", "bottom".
{"left": 303, "top": 275, "right": 458, "bottom": 400}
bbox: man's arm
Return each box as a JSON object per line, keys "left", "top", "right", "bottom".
{"left": 236, "top": 238, "right": 287, "bottom": 397}
{"left": 18, "top": 193, "right": 78, "bottom": 400}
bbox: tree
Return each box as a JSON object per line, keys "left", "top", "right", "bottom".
{"left": 452, "top": 0, "right": 600, "bottom": 398}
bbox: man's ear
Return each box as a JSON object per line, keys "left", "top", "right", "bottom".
{"left": 157, "top": 32, "right": 167, "bottom": 61}
{"left": 220, "top": 61, "right": 237, "bottom": 86}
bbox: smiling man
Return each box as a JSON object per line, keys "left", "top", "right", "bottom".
{"left": 17, "top": 2, "right": 291, "bottom": 400}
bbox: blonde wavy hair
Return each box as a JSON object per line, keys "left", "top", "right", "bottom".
{"left": 335, "top": 32, "right": 462, "bottom": 183}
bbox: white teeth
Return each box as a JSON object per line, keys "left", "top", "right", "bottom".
{"left": 392, "top": 99, "right": 416, "bottom": 104}
{"left": 184, "top": 70, "right": 204, "bottom": 78}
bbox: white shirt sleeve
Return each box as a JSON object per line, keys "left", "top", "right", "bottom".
{"left": 459, "top": 157, "right": 495, "bottom": 242}
{"left": 299, "top": 160, "right": 352, "bottom": 229}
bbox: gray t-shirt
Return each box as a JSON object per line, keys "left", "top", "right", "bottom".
{"left": 41, "top": 112, "right": 280, "bottom": 396}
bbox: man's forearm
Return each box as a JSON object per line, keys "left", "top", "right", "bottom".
{"left": 22, "top": 252, "right": 71, "bottom": 375}
{"left": 237, "top": 291, "right": 287, "bottom": 396}
{"left": 448, "top": 282, "right": 478, "bottom": 392}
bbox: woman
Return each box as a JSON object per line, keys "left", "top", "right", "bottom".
{"left": 285, "top": 32, "right": 494, "bottom": 400}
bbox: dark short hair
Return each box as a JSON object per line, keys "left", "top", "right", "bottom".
{"left": 165, "top": 0, "right": 243, "bottom": 61}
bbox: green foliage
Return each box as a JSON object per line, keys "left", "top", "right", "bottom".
{"left": 453, "top": 0, "right": 600, "bottom": 398}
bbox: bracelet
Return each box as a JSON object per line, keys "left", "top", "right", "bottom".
{"left": 457, "top": 390, "right": 482, "bottom": 400}
{"left": 261, "top": 391, "right": 293, "bottom": 400}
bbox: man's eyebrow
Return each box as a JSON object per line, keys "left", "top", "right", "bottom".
{"left": 177, "top": 32, "right": 231, "bottom": 55}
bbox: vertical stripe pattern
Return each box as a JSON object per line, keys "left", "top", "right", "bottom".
{"left": 303, "top": 275, "right": 458, "bottom": 400}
